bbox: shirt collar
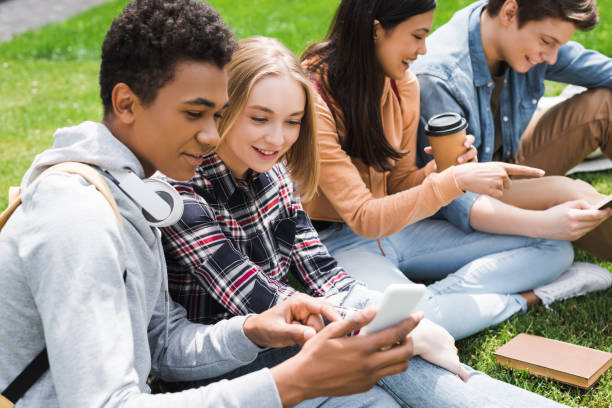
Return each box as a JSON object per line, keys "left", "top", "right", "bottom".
{"left": 197, "top": 153, "right": 267, "bottom": 204}
{"left": 468, "top": 2, "right": 494, "bottom": 88}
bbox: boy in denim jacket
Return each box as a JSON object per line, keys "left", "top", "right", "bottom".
{"left": 413, "top": 0, "right": 612, "bottom": 262}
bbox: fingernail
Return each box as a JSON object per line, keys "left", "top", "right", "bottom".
{"left": 303, "top": 326, "right": 316, "bottom": 340}
{"left": 457, "top": 157, "right": 463, "bottom": 163}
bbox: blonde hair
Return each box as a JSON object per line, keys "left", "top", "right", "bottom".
{"left": 217, "top": 36, "right": 319, "bottom": 201}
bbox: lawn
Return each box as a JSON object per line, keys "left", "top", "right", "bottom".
{"left": 0, "top": 0, "right": 610, "bottom": 406}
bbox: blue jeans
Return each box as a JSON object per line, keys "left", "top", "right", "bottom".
{"left": 160, "top": 333, "right": 565, "bottom": 407}
{"left": 209, "top": 349, "right": 565, "bottom": 407}
{"left": 167, "top": 347, "right": 565, "bottom": 407}
{"left": 318, "top": 219, "right": 573, "bottom": 340}
{"left": 301, "top": 362, "right": 564, "bottom": 407}
{"left": 373, "top": 356, "right": 564, "bottom": 407}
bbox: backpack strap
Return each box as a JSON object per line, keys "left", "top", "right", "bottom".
{"left": 1, "top": 162, "right": 122, "bottom": 231}
{"left": 0, "top": 350, "right": 48, "bottom": 408}
{"left": 7, "top": 187, "right": 19, "bottom": 206}
{"left": 0, "top": 162, "right": 122, "bottom": 408}
{"left": 0, "top": 197, "right": 22, "bottom": 235}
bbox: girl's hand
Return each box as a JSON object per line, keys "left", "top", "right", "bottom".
{"left": 408, "top": 318, "right": 470, "bottom": 382}
{"left": 453, "top": 162, "right": 545, "bottom": 198}
{"left": 243, "top": 293, "right": 340, "bottom": 348}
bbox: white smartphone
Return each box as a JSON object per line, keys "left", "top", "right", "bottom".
{"left": 360, "top": 283, "right": 426, "bottom": 335}
{"left": 594, "top": 194, "right": 612, "bottom": 210}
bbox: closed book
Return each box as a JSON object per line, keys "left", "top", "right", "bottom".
{"left": 494, "top": 333, "right": 612, "bottom": 389}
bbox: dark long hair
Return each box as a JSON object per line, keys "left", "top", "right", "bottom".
{"left": 302, "top": 0, "right": 436, "bottom": 172}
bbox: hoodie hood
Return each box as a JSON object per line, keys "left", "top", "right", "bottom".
{"left": 21, "top": 121, "right": 145, "bottom": 190}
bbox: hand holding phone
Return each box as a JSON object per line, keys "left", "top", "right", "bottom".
{"left": 593, "top": 194, "right": 612, "bottom": 210}
{"left": 360, "top": 284, "right": 426, "bottom": 335}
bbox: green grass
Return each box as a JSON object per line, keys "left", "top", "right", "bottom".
{"left": 0, "top": 1, "right": 610, "bottom": 406}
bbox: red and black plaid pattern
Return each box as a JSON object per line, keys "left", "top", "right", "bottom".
{"left": 161, "top": 153, "right": 357, "bottom": 324}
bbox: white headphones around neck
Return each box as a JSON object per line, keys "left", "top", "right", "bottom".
{"left": 104, "top": 169, "right": 183, "bottom": 228}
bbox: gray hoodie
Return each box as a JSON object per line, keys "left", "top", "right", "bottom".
{"left": 0, "top": 122, "right": 282, "bottom": 407}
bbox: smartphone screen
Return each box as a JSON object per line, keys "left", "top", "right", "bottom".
{"left": 360, "top": 284, "right": 426, "bottom": 334}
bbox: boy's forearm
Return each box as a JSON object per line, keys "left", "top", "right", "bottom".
{"left": 271, "top": 360, "right": 310, "bottom": 408}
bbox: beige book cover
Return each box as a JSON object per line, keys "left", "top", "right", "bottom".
{"left": 494, "top": 333, "right": 612, "bottom": 389}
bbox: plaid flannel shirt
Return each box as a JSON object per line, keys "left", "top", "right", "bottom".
{"left": 161, "top": 153, "right": 360, "bottom": 324}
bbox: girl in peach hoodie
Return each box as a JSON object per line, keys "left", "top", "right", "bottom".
{"left": 300, "top": 0, "right": 589, "bottom": 340}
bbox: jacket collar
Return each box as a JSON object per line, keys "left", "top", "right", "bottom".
{"left": 468, "top": 2, "right": 494, "bottom": 88}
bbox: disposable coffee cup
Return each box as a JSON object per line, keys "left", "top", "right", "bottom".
{"left": 425, "top": 112, "right": 468, "bottom": 172}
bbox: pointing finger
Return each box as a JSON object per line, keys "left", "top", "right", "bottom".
{"left": 501, "top": 163, "right": 545, "bottom": 177}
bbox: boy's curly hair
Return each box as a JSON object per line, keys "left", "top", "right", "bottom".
{"left": 99, "top": 0, "right": 236, "bottom": 115}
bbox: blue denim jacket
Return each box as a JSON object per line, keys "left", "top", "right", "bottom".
{"left": 412, "top": 0, "right": 612, "bottom": 232}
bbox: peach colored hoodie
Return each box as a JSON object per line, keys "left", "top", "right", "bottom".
{"left": 304, "top": 68, "right": 464, "bottom": 239}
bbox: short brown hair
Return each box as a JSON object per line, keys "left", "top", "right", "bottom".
{"left": 217, "top": 36, "right": 319, "bottom": 201}
{"left": 486, "top": 0, "right": 599, "bottom": 31}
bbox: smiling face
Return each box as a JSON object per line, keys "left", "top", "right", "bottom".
{"left": 374, "top": 10, "right": 434, "bottom": 80}
{"left": 500, "top": 17, "right": 575, "bottom": 72}
{"left": 128, "top": 61, "right": 229, "bottom": 181}
{"left": 216, "top": 73, "right": 306, "bottom": 179}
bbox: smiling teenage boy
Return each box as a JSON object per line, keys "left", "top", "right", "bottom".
{"left": 413, "top": 0, "right": 612, "bottom": 292}
{"left": 0, "top": 1, "right": 430, "bottom": 407}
